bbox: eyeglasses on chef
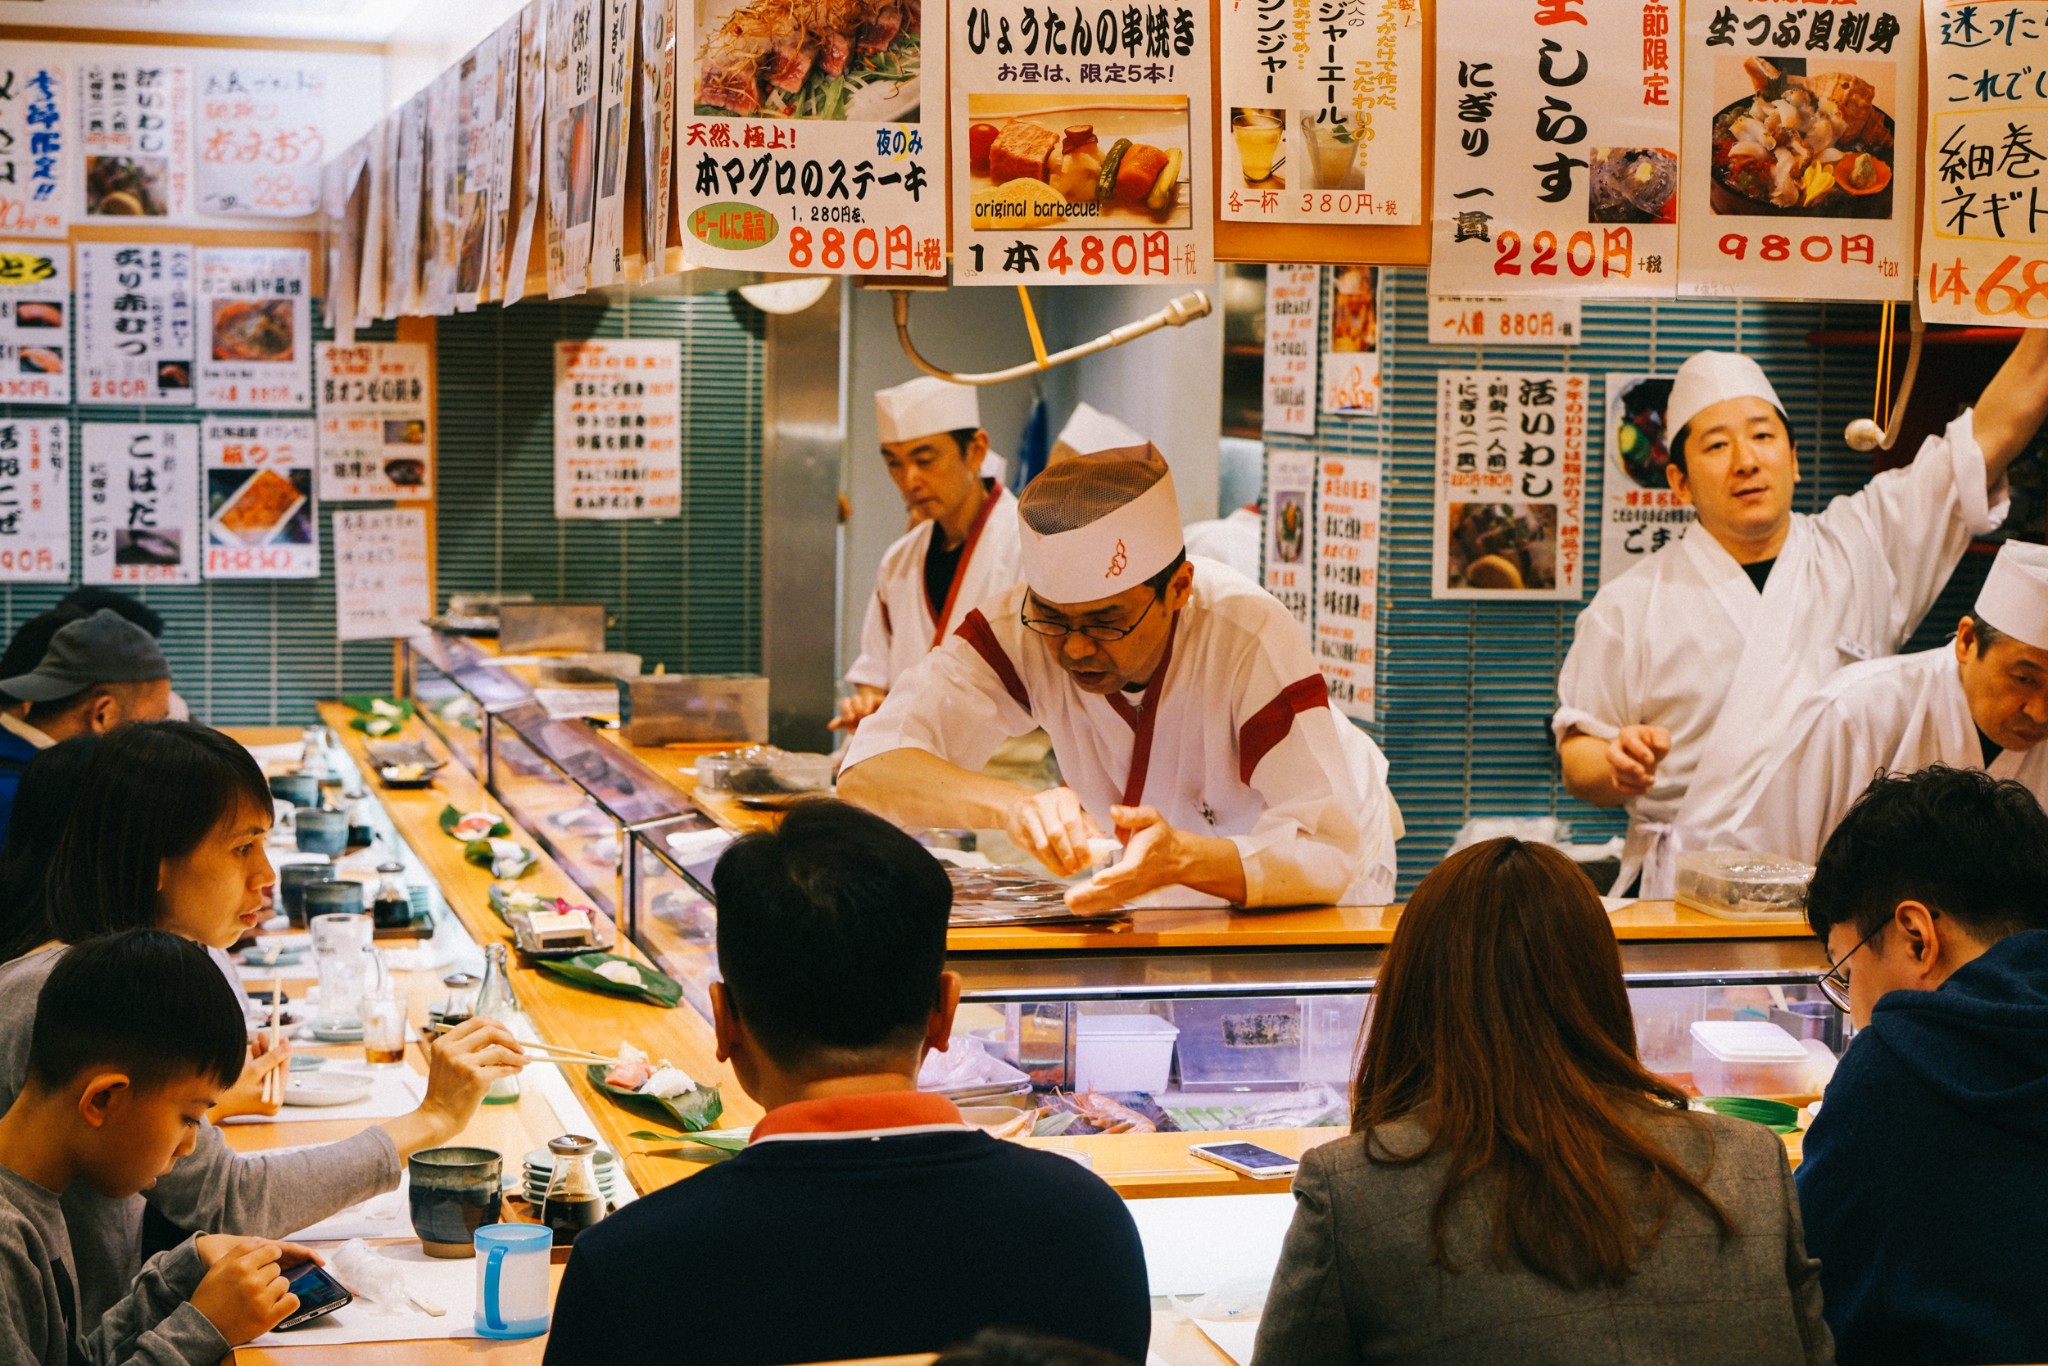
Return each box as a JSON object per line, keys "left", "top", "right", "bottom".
{"left": 1019, "top": 588, "right": 1162, "bottom": 642}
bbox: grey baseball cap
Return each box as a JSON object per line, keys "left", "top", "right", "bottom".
{"left": 0, "top": 609, "right": 169, "bottom": 702}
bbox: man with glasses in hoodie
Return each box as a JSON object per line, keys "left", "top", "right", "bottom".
{"left": 1799, "top": 765, "right": 2048, "bottom": 1366}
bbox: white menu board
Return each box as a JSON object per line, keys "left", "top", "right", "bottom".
{"left": 950, "top": 0, "right": 1211, "bottom": 284}
{"left": 1678, "top": 0, "right": 1916, "bottom": 300}
{"left": 81, "top": 421, "right": 199, "bottom": 587}
{"left": 334, "top": 507, "right": 432, "bottom": 642}
{"left": 203, "top": 417, "right": 318, "bottom": 579}
{"left": 0, "top": 242, "right": 69, "bottom": 404}
{"left": 1320, "top": 264, "right": 1379, "bottom": 416}
{"left": 1314, "top": 452, "right": 1379, "bottom": 723}
{"left": 196, "top": 247, "right": 311, "bottom": 410}
{"left": 554, "top": 338, "right": 682, "bottom": 518}
{"left": 1263, "top": 444, "right": 1313, "bottom": 631}
{"left": 1431, "top": 0, "right": 1679, "bottom": 298}
{"left": 587, "top": 0, "right": 635, "bottom": 288}
{"left": 0, "top": 58, "right": 69, "bottom": 238}
{"left": 0, "top": 417, "right": 69, "bottom": 582}
{"left": 547, "top": 0, "right": 601, "bottom": 298}
{"left": 79, "top": 60, "right": 192, "bottom": 220}
{"left": 316, "top": 342, "right": 432, "bottom": 503}
{"left": 1432, "top": 369, "right": 1586, "bottom": 602}
{"left": 195, "top": 63, "right": 327, "bottom": 217}
{"left": 1600, "top": 371, "right": 1691, "bottom": 584}
{"left": 78, "top": 241, "right": 194, "bottom": 406}
{"left": 1262, "top": 263, "right": 1318, "bottom": 437}
{"left": 1219, "top": 0, "right": 1421, "bottom": 224}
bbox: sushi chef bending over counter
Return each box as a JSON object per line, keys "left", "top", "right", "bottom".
{"left": 1733, "top": 541, "right": 2048, "bottom": 865}
{"left": 840, "top": 445, "right": 1398, "bottom": 913}
{"left": 834, "top": 377, "right": 1023, "bottom": 735}
{"left": 1555, "top": 337, "right": 2048, "bottom": 898}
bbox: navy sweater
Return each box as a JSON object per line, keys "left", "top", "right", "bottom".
{"left": 1797, "top": 929, "right": 2048, "bottom": 1365}
{"left": 542, "top": 1129, "right": 1151, "bottom": 1366}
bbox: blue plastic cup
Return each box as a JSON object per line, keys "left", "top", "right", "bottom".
{"left": 472, "top": 1223, "right": 551, "bottom": 1339}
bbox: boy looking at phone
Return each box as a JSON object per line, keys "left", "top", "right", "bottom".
{"left": 0, "top": 930, "right": 322, "bottom": 1364}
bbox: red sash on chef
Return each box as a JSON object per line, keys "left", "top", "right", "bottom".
{"left": 1106, "top": 612, "right": 1179, "bottom": 841}
{"left": 929, "top": 483, "right": 1002, "bottom": 648}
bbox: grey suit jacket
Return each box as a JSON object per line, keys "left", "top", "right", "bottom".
{"left": 1252, "top": 1110, "right": 1833, "bottom": 1366}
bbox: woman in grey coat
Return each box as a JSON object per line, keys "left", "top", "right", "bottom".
{"left": 1253, "top": 838, "right": 1833, "bottom": 1366}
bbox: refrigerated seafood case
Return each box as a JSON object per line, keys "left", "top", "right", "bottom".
{"left": 405, "top": 632, "right": 535, "bottom": 777}
{"left": 622, "top": 813, "right": 733, "bottom": 1015}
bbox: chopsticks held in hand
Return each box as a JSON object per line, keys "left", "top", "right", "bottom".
{"left": 261, "top": 977, "right": 283, "bottom": 1107}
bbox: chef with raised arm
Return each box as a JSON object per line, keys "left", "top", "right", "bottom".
{"left": 833, "top": 377, "right": 1023, "bottom": 735}
{"left": 838, "top": 445, "right": 1398, "bottom": 913}
{"left": 1733, "top": 541, "right": 2048, "bottom": 865}
{"left": 1555, "top": 336, "right": 2048, "bottom": 897}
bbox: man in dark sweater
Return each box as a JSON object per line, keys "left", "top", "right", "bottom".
{"left": 1798, "top": 766, "right": 2048, "bottom": 1366}
{"left": 543, "top": 801, "right": 1151, "bottom": 1366}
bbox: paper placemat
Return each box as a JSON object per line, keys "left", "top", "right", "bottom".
{"left": 284, "top": 1179, "right": 413, "bottom": 1243}
{"left": 1193, "top": 1318, "right": 1260, "bottom": 1365}
{"left": 250, "top": 1244, "right": 484, "bottom": 1347}
{"left": 221, "top": 1067, "right": 425, "bottom": 1125}
{"left": 1129, "top": 1193, "right": 1293, "bottom": 1296}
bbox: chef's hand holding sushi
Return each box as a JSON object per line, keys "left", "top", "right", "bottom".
{"left": 1555, "top": 334, "right": 2048, "bottom": 898}
{"left": 840, "top": 445, "right": 1399, "bottom": 913}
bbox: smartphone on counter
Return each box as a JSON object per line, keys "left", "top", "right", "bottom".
{"left": 1187, "top": 1141, "right": 1300, "bottom": 1180}
{"left": 274, "top": 1261, "right": 353, "bottom": 1331}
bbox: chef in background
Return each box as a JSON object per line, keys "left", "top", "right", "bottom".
{"left": 1734, "top": 541, "right": 2048, "bottom": 865}
{"left": 1555, "top": 337, "right": 2048, "bottom": 897}
{"left": 840, "top": 444, "right": 1396, "bottom": 913}
{"left": 834, "top": 377, "right": 1023, "bottom": 735}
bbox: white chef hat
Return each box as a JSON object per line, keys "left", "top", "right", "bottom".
{"left": 1049, "top": 402, "right": 1145, "bottom": 463}
{"left": 1665, "top": 350, "right": 1785, "bottom": 438}
{"left": 1018, "top": 448, "right": 1184, "bottom": 605}
{"left": 1975, "top": 541, "right": 2048, "bottom": 649}
{"left": 875, "top": 376, "right": 980, "bottom": 444}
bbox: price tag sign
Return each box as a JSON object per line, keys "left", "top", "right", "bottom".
{"left": 1427, "top": 294, "right": 1582, "bottom": 345}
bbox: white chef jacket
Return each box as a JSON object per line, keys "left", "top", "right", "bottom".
{"left": 1554, "top": 411, "right": 2007, "bottom": 898}
{"left": 846, "top": 482, "right": 1023, "bottom": 692}
{"left": 1183, "top": 506, "right": 1262, "bottom": 582}
{"left": 1731, "top": 645, "right": 2048, "bottom": 866}
{"left": 844, "top": 557, "right": 1398, "bottom": 906}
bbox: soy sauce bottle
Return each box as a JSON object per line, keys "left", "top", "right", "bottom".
{"left": 371, "top": 863, "right": 412, "bottom": 930}
{"left": 541, "top": 1134, "right": 606, "bottom": 1245}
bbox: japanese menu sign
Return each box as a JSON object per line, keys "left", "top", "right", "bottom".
{"left": 454, "top": 38, "right": 504, "bottom": 312}
{"left": 334, "top": 507, "right": 432, "bottom": 643}
{"left": 0, "top": 418, "right": 69, "bottom": 583}
{"left": 1321, "top": 264, "right": 1378, "bottom": 416}
{"left": 1219, "top": 0, "right": 1421, "bottom": 224}
{"left": 388, "top": 93, "right": 426, "bottom": 317}
{"left": 1432, "top": 369, "right": 1586, "bottom": 602}
{"left": 315, "top": 342, "right": 432, "bottom": 502}
{"left": 1921, "top": 1, "right": 2048, "bottom": 324}
{"left": 0, "top": 242, "right": 68, "bottom": 404}
{"left": 1426, "top": 292, "right": 1582, "bottom": 345}
{"left": 1314, "top": 452, "right": 1379, "bottom": 722}
{"left": 78, "top": 241, "right": 194, "bottom": 406}
{"left": 202, "top": 417, "right": 318, "bottom": 579}
{"left": 505, "top": 3, "right": 548, "bottom": 306}
{"left": 419, "top": 66, "right": 462, "bottom": 315}
{"left": 195, "top": 63, "right": 326, "bottom": 217}
{"left": 1679, "top": 0, "right": 1917, "bottom": 300}
{"left": 678, "top": 0, "right": 947, "bottom": 276}
{"left": 1264, "top": 444, "right": 1313, "bottom": 628}
{"left": 1262, "top": 263, "right": 1318, "bottom": 436}
{"left": 554, "top": 339, "right": 681, "bottom": 518}
{"left": 587, "top": 0, "right": 635, "bottom": 288}
{"left": 484, "top": 14, "right": 525, "bottom": 303}
{"left": 1600, "top": 371, "right": 1690, "bottom": 584}
{"left": 79, "top": 60, "right": 192, "bottom": 220}
{"left": 196, "top": 247, "right": 310, "bottom": 410}
{"left": 81, "top": 421, "right": 198, "bottom": 587}
{"left": 639, "top": 0, "right": 677, "bottom": 282}
{"left": 0, "top": 59, "right": 69, "bottom": 238}
{"left": 547, "top": 0, "right": 601, "bottom": 298}
{"left": 1431, "top": 0, "right": 1679, "bottom": 299}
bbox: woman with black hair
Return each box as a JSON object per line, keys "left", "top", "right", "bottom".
{"left": 0, "top": 733, "right": 101, "bottom": 961}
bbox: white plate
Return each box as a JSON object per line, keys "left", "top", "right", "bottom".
{"left": 285, "top": 1072, "right": 376, "bottom": 1107}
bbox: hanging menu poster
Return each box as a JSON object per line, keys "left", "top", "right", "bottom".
{"left": 81, "top": 421, "right": 198, "bottom": 586}
{"left": 547, "top": 0, "right": 600, "bottom": 298}
{"left": 196, "top": 247, "right": 310, "bottom": 410}
{"left": 678, "top": 0, "right": 946, "bottom": 276}
{"left": 454, "top": 39, "right": 503, "bottom": 312}
{"left": 1431, "top": 0, "right": 1679, "bottom": 299}
{"left": 202, "top": 417, "right": 317, "bottom": 579}
{"left": 1432, "top": 369, "right": 1586, "bottom": 602}
{"left": 1219, "top": 0, "right": 1421, "bottom": 224}
{"left": 320, "top": 135, "right": 369, "bottom": 343}
{"left": 485, "top": 13, "right": 525, "bottom": 303}
{"left": 0, "top": 241, "right": 69, "bottom": 404}
{"left": 0, "top": 417, "right": 69, "bottom": 582}
{"left": 1321, "top": 264, "right": 1379, "bottom": 416}
{"left": 79, "top": 61, "right": 192, "bottom": 220}
{"left": 1263, "top": 263, "right": 1318, "bottom": 436}
{"left": 334, "top": 507, "right": 432, "bottom": 642}
{"left": 355, "top": 118, "right": 391, "bottom": 326}
{"left": 554, "top": 339, "right": 681, "bottom": 518}
{"left": 505, "top": 2, "right": 548, "bottom": 305}
{"left": 587, "top": 0, "right": 635, "bottom": 288}
{"left": 1921, "top": 2, "right": 2048, "bottom": 324}
{"left": 420, "top": 67, "right": 463, "bottom": 316}
{"left": 1263, "top": 443, "right": 1313, "bottom": 629}
{"left": 1314, "top": 451, "right": 1379, "bottom": 723}
{"left": 315, "top": 342, "right": 432, "bottom": 502}
{"left": 78, "top": 241, "right": 194, "bottom": 406}
{"left": 0, "top": 59, "right": 69, "bottom": 238}
{"left": 388, "top": 93, "right": 426, "bottom": 318}
{"left": 638, "top": 0, "right": 677, "bottom": 281}
{"left": 195, "top": 63, "right": 326, "bottom": 217}
{"left": 1600, "top": 371, "right": 1690, "bottom": 584}
{"left": 950, "top": 0, "right": 1209, "bottom": 284}
{"left": 1678, "top": 0, "right": 1916, "bottom": 300}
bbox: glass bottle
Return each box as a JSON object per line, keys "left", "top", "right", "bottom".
{"left": 540, "top": 1134, "right": 606, "bottom": 1244}
{"left": 437, "top": 972, "right": 479, "bottom": 1027}
{"left": 346, "top": 794, "right": 377, "bottom": 851}
{"left": 371, "top": 862, "right": 412, "bottom": 930}
{"left": 475, "top": 944, "right": 522, "bottom": 1104}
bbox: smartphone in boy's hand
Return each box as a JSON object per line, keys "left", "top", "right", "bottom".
{"left": 190, "top": 1236, "right": 323, "bottom": 1343}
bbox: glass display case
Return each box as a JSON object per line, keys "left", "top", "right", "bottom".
{"left": 406, "top": 633, "right": 533, "bottom": 778}
{"left": 624, "top": 814, "right": 733, "bottom": 1016}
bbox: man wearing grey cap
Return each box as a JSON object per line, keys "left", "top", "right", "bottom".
{"left": 0, "top": 609, "right": 172, "bottom": 836}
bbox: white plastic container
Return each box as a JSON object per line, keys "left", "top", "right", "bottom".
{"left": 1073, "top": 1013, "right": 1180, "bottom": 1093}
{"left": 1689, "top": 1020, "right": 1812, "bottom": 1097}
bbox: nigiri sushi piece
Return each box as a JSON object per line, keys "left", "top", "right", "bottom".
{"left": 604, "top": 1056, "right": 654, "bottom": 1091}
{"left": 639, "top": 1066, "right": 698, "bottom": 1100}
